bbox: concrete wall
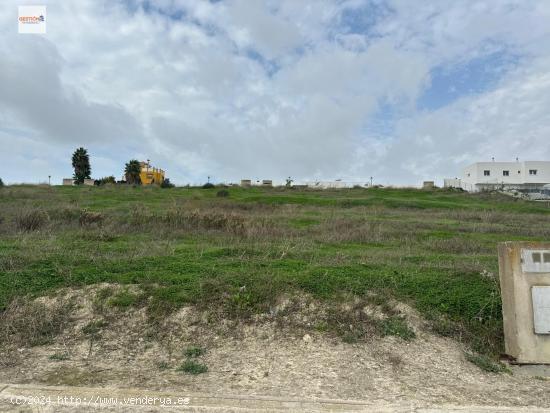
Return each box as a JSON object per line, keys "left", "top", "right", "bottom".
{"left": 498, "top": 241, "right": 550, "bottom": 363}
{"left": 443, "top": 178, "right": 461, "bottom": 188}
{"left": 62, "top": 178, "right": 74, "bottom": 186}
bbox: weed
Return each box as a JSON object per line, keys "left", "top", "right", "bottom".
{"left": 465, "top": 352, "right": 510, "bottom": 374}
{"left": 79, "top": 209, "right": 104, "bottom": 226}
{"left": 314, "top": 321, "right": 329, "bottom": 332}
{"left": 82, "top": 319, "right": 108, "bottom": 336}
{"left": 177, "top": 360, "right": 208, "bottom": 375}
{"left": 387, "top": 353, "right": 403, "bottom": 369}
{"left": 15, "top": 208, "right": 49, "bottom": 232}
{"left": 49, "top": 353, "right": 69, "bottom": 361}
{"left": 184, "top": 345, "right": 206, "bottom": 358}
{"left": 157, "top": 361, "right": 170, "bottom": 370}
{"left": 0, "top": 297, "right": 72, "bottom": 347}
{"left": 380, "top": 316, "right": 416, "bottom": 341}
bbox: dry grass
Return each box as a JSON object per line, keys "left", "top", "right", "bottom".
{"left": 0, "top": 296, "right": 73, "bottom": 348}
{"left": 15, "top": 208, "right": 50, "bottom": 232}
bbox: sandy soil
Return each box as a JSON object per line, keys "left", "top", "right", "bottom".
{"left": 1, "top": 285, "right": 549, "bottom": 409}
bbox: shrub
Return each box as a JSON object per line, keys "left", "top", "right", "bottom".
{"left": 161, "top": 209, "right": 247, "bottom": 234}
{"left": 79, "top": 209, "right": 104, "bottom": 226}
{"left": 202, "top": 182, "right": 215, "bottom": 189}
{"left": 380, "top": 316, "right": 416, "bottom": 341}
{"left": 95, "top": 176, "right": 116, "bottom": 186}
{"left": 216, "top": 189, "right": 229, "bottom": 197}
{"left": 157, "top": 361, "right": 170, "bottom": 370}
{"left": 178, "top": 360, "right": 208, "bottom": 375}
{"left": 184, "top": 345, "right": 206, "bottom": 358}
{"left": 15, "top": 208, "right": 49, "bottom": 232}
{"left": 161, "top": 178, "right": 175, "bottom": 188}
{"left": 81, "top": 319, "right": 108, "bottom": 336}
{"left": 465, "top": 352, "right": 509, "bottom": 373}
{"left": 0, "top": 297, "right": 73, "bottom": 347}
{"left": 49, "top": 353, "right": 69, "bottom": 361}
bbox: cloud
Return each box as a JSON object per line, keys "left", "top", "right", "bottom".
{"left": 0, "top": 34, "right": 142, "bottom": 146}
{"left": 0, "top": 0, "right": 550, "bottom": 185}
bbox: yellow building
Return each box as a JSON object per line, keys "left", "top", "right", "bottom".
{"left": 139, "top": 160, "right": 165, "bottom": 185}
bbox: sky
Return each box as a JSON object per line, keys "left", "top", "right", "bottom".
{"left": 1, "top": 0, "right": 550, "bottom": 186}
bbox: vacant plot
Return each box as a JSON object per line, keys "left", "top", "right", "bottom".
{"left": 1, "top": 185, "right": 550, "bottom": 361}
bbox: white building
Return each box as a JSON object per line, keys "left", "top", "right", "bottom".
{"left": 456, "top": 161, "right": 550, "bottom": 192}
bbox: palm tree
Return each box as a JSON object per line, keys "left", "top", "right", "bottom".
{"left": 72, "top": 147, "right": 91, "bottom": 184}
{"left": 124, "top": 160, "right": 141, "bottom": 184}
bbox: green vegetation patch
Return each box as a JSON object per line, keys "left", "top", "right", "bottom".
{"left": 1, "top": 185, "right": 549, "bottom": 358}
{"left": 178, "top": 360, "right": 208, "bottom": 375}
{"left": 465, "top": 352, "right": 510, "bottom": 374}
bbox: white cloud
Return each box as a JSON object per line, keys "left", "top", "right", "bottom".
{"left": 0, "top": 0, "right": 550, "bottom": 185}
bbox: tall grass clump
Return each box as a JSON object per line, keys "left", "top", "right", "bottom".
{"left": 0, "top": 297, "right": 73, "bottom": 347}
{"left": 15, "top": 208, "right": 49, "bottom": 232}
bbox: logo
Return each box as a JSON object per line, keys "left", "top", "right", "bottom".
{"left": 18, "top": 6, "right": 46, "bottom": 34}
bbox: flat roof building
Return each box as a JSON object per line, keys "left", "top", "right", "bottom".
{"left": 459, "top": 161, "right": 550, "bottom": 192}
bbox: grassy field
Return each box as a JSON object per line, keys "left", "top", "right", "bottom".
{"left": 1, "top": 184, "right": 550, "bottom": 356}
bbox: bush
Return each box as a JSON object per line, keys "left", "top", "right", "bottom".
{"left": 465, "top": 352, "right": 509, "bottom": 373}
{"left": 380, "top": 316, "right": 416, "bottom": 341}
{"left": 0, "top": 297, "right": 73, "bottom": 347}
{"left": 177, "top": 359, "right": 208, "bottom": 375}
{"left": 202, "top": 182, "right": 215, "bottom": 189}
{"left": 161, "top": 178, "right": 175, "bottom": 188}
{"left": 79, "top": 209, "right": 104, "bottom": 226}
{"left": 95, "top": 176, "right": 116, "bottom": 186}
{"left": 216, "top": 189, "right": 229, "bottom": 197}
{"left": 184, "top": 345, "right": 206, "bottom": 358}
{"left": 15, "top": 208, "right": 49, "bottom": 232}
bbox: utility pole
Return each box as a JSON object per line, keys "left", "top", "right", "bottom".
{"left": 370, "top": 176, "right": 373, "bottom": 187}
{"left": 48, "top": 175, "right": 51, "bottom": 185}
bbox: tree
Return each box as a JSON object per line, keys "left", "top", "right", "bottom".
{"left": 72, "top": 147, "right": 91, "bottom": 184}
{"left": 124, "top": 160, "right": 141, "bottom": 185}
{"left": 160, "top": 178, "right": 174, "bottom": 188}
{"left": 0, "top": 178, "right": 4, "bottom": 187}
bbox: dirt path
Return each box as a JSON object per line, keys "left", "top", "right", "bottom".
{"left": 1, "top": 285, "right": 550, "bottom": 410}
{"left": 2, "top": 383, "right": 550, "bottom": 412}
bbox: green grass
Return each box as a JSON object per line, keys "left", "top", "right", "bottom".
{"left": 465, "top": 352, "right": 510, "bottom": 373}
{"left": 1, "top": 185, "right": 549, "bottom": 356}
{"left": 107, "top": 290, "right": 139, "bottom": 309}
